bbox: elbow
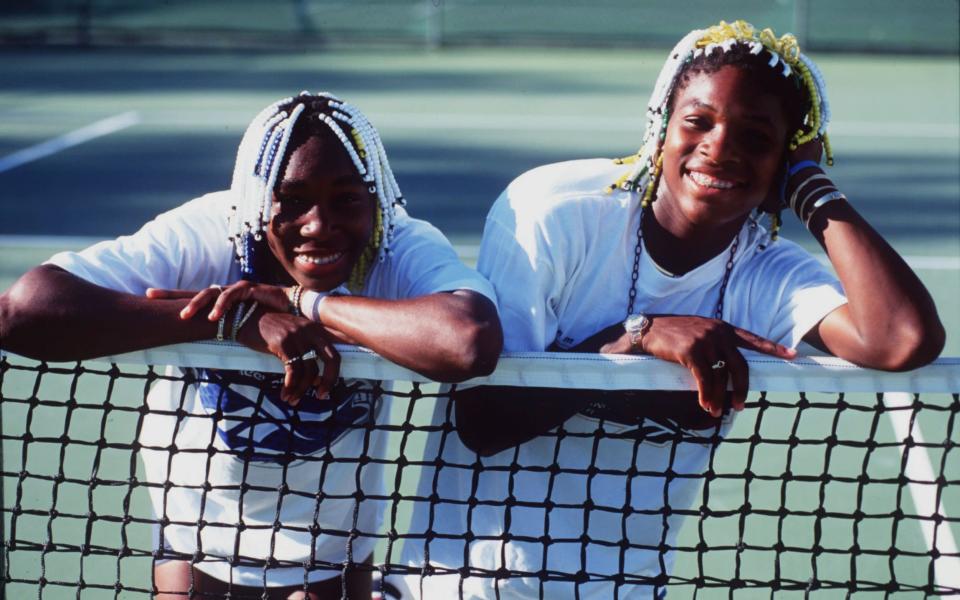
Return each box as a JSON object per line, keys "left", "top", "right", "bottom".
{"left": 438, "top": 317, "right": 504, "bottom": 383}
{"left": 867, "top": 319, "right": 946, "bottom": 372}
{"left": 0, "top": 267, "right": 80, "bottom": 362}
{"left": 0, "top": 285, "right": 46, "bottom": 360}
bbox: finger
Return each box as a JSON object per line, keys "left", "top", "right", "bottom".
{"left": 179, "top": 288, "right": 221, "bottom": 320}
{"left": 687, "top": 362, "right": 717, "bottom": 417}
{"left": 281, "top": 353, "right": 311, "bottom": 407}
{"left": 315, "top": 344, "right": 340, "bottom": 399}
{"left": 726, "top": 349, "right": 749, "bottom": 412}
{"left": 706, "top": 357, "right": 727, "bottom": 417}
{"left": 146, "top": 288, "right": 198, "bottom": 300}
{"left": 731, "top": 327, "right": 796, "bottom": 359}
{"left": 208, "top": 284, "right": 250, "bottom": 321}
{"left": 282, "top": 364, "right": 300, "bottom": 406}
{"left": 251, "top": 286, "right": 294, "bottom": 314}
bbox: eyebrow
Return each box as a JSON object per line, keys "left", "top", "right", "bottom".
{"left": 685, "top": 99, "right": 777, "bottom": 126}
{"left": 277, "top": 176, "right": 365, "bottom": 191}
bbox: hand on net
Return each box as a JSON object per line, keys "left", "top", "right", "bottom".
{"left": 146, "top": 284, "right": 338, "bottom": 404}
{"left": 146, "top": 281, "right": 292, "bottom": 321}
{"left": 600, "top": 315, "right": 796, "bottom": 418}
{"left": 234, "top": 310, "right": 340, "bottom": 405}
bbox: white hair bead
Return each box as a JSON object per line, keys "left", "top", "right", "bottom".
{"left": 228, "top": 92, "right": 404, "bottom": 277}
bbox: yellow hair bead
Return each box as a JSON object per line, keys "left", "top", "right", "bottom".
{"left": 640, "top": 154, "right": 663, "bottom": 208}
{"left": 608, "top": 154, "right": 642, "bottom": 193}
{"left": 613, "top": 153, "right": 640, "bottom": 166}
{"left": 350, "top": 128, "right": 368, "bottom": 159}
{"left": 823, "top": 133, "right": 834, "bottom": 166}
{"left": 347, "top": 205, "right": 383, "bottom": 292}
{"left": 605, "top": 19, "right": 834, "bottom": 233}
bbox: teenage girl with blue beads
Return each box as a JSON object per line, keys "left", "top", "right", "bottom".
{"left": 0, "top": 92, "right": 502, "bottom": 599}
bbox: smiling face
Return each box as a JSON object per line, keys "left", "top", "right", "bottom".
{"left": 266, "top": 132, "right": 376, "bottom": 291}
{"left": 656, "top": 65, "right": 790, "bottom": 237}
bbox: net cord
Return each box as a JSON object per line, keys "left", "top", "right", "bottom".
{"left": 4, "top": 342, "right": 951, "bottom": 394}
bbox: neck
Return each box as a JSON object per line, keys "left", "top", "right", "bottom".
{"left": 644, "top": 201, "right": 746, "bottom": 276}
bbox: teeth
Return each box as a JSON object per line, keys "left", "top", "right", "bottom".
{"left": 688, "top": 171, "right": 736, "bottom": 189}
{"left": 296, "top": 252, "right": 343, "bottom": 266}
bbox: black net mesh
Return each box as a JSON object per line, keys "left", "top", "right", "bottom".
{"left": 1, "top": 350, "right": 958, "bottom": 598}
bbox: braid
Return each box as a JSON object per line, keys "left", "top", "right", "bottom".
{"left": 609, "top": 20, "right": 833, "bottom": 241}
{"left": 229, "top": 92, "right": 404, "bottom": 291}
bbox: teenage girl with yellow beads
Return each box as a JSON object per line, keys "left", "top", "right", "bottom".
{"left": 397, "top": 21, "right": 945, "bottom": 600}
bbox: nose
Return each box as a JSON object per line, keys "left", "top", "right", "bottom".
{"left": 299, "top": 204, "right": 332, "bottom": 238}
{"left": 700, "top": 125, "right": 741, "bottom": 166}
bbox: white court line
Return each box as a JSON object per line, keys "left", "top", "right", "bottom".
{"left": 374, "top": 112, "right": 960, "bottom": 139}
{"left": 0, "top": 111, "right": 141, "bottom": 174}
{"left": 884, "top": 392, "right": 960, "bottom": 594}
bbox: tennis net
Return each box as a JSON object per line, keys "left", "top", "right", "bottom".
{"left": 1, "top": 343, "right": 958, "bottom": 598}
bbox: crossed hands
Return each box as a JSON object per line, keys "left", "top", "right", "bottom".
{"left": 586, "top": 315, "right": 796, "bottom": 417}
{"left": 147, "top": 282, "right": 339, "bottom": 406}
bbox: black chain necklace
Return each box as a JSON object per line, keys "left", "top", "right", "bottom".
{"left": 626, "top": 206, "right": 740, "bottom": 320}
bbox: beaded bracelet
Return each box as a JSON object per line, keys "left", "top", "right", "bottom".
{"left": 216, "top": 313, "right": 227, "bottom": 342}
{"left": 233, "top": 301, "right": 259, "bottom": 340}
{"left": 229, "top": 301, "right": 247, "bottom": 342}
{"left": 289, "top": 285, "right": 304, "bottom": 317}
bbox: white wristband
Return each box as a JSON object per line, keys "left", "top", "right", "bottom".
{"left": 299, "top": 290, "right": 330, "bottom": 324}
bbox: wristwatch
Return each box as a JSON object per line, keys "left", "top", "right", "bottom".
{"left": 623, "top": 313, "right": 652, "bottom": 349}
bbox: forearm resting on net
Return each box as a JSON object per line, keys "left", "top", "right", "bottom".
{"left": 0, "top": 265, "right": 216, "bottom": 361}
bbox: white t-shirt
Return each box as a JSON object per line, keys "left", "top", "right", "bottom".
{"left": 400, "top": 159, "right": 847, "bottom": 599}
{"left": 47, "top": 190, "right": 496, "bottom": 587}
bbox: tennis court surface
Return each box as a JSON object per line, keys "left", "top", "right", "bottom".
{"left": 1, "top": 19, "right": 958, "bottom": 599}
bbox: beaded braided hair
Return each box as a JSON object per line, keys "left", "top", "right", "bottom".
{"left": 609, "top": 20, "right": 832, "bottom": 240}
{"left": 228, "top": 92, "right": 404, "bottom": 292}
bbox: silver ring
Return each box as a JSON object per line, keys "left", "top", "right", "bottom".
{"left": 711, "top": 360, "right": 726, "bottom": 370}
{"left": 284, "top": 349, "right": 318, "bottom": 366}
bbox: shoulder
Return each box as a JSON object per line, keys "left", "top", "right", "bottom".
{"left": 488, "top": 158, "right": 634, "bottom": 231}
{"left": 156, "top": 190, "right": 234, "bottom": 232}
{"left": 387, "top": 207, "right": 449, "bottom": 248}
{"left": 731, "top": 226, "right": 843, "bottom": 311}
{"left": 384, "top": 208, "right": 463, "bottom": 263}
{"left": 368, "top": 208, "right": 495, "bottom": 302}
{"left": 43, "top": 190, "right": 238, "bottom": 291}
{"left": 737, "top": 230, "right": 827, "bottom": 279}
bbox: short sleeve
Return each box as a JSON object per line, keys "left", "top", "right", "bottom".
{"left": 44, "top": 192, "right": 238, "bottom": 294}
{"left": 374, "top": 216, "right": 497, "bottom": 305}
{"left": 735, "top": 240, "right": 847, "bottom": 349}
{"left": 476, "top": 199, "right": 561, "bottom": 352}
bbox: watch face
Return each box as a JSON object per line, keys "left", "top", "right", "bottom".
{"left": 625, "top": 314, "right": 648, "bottom": 332}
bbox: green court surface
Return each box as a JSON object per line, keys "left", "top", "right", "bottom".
{"left": 2, "top": 45, "right": 958, "bottom": 349}
{"left": 1, "top": 44, "right": 958, "bottom": 596}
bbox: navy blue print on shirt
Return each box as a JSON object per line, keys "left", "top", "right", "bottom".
{"left": 197, "top": 369, "right": 375, "bottom": 463}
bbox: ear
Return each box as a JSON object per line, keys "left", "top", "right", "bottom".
{"left": 760, "top": 157, "right": 789, "bottom": 214}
